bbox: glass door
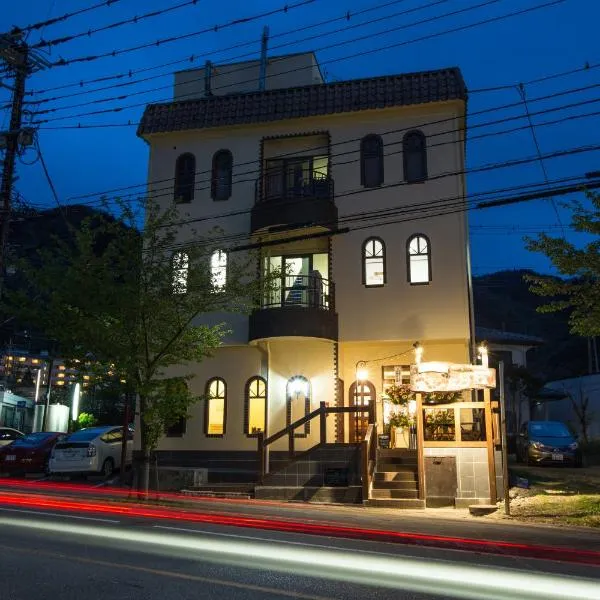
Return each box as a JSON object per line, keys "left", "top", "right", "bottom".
{"left": 283, "top": 256, "right": 311, "bottom": 306}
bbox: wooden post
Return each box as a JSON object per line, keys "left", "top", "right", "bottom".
{"left": 288, "top": 429, "right": 294, "bottom": 457}
{"left": 319, "top": 401, "right": 327, "bottom": 444}
{"left": 499, "top": 361, "right": 510, "bottom": 515}
{"left": 484, "top": 387, "right": 497, "bottom": 504}
{"left": 415, "top": 392, "right": 426, "bottom": 501}
{"left": 257, "top": 432, "right": 265, "bottom": 484}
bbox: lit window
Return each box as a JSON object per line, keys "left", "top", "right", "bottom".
{"left": 403, "top": 130, "right": 428, "bottom": 183}
{"left": 211, "top": 250, "right": 227, "bottom": 291}
{"left": 57, "top": 373, "right": 65, "bottom": 378}
{"left": 407, "top": 234, "right": 431, "bottom": 284}
{"left": 363, "top": 237, "right": 385, "bottom": 287}
{"left": 245, "top": 377, "right": 266, "bottom": 436}
{"left": 18, "top": 357, "right": 26, "bottom": 362}
{"left": 174, "top": 153, "right": 196, "bottom": 203}
{"left": 56, "top": 381, "right": 65, "bottom": 386}
{"left": 32, "top": 359, "right": 39, "bottom": 364}
{"left": 172, "top": 251, "right": 189, "bottom": 295}
{"left": 83, "top": 375, "right": 90, "bottom": 380}
{"left": 205, "top": 378, "right": 226, "bottom": 436}
{"left": 58, "top": 365, "right": 65, "bottom": 371}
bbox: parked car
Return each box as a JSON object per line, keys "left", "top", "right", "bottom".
{"left": 0, "top": 427, "right": 24, "bottom": 447}
{"left": 516, "top": 420, "right": 581, "bottom": 466}
{"left": 49, "top": 426, "right": 133, "bottom": 478}
{"left": 0, "top": 432, "right": 65, "bottom": 475}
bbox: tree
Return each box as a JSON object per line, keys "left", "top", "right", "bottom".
{"left": 5, "top": 200, "right": 265, "bottom": 493}
{"left": 564, "top": 385, "right": 595, "bottom": 444}
{"left": 525, "top": 191, "right": 600, "bottom": 337}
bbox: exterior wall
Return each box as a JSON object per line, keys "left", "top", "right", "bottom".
{"left": 174, "top": 52, "right": 323, "bottom": 100}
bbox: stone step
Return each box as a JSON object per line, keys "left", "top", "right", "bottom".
{"left": 364, "top": 498, "right": 425, "bottom": 509}
{"left": 377, "top": 449, "right": 417, "bottom": 458}
{"left": 371, "top": 488, "right": 419, "bottom": 499}
{"left": 377, "top": 459, "right": 418, "bottom": 470}
{"left": 372, "top": 480, "right": 418, "bottom": 491}
{"left": 374, "top": 470, "right": 417, "bottom": 481}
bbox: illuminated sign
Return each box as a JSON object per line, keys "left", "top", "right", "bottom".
{"left": 410, "top": 362, "right": 496, "bottom": 392}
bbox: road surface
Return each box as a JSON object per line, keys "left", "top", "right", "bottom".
{"left": 1, "top": 502, "right": 599, "bottom": 600}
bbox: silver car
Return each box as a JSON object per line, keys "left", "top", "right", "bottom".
{"left": 49, "top": 426, "right": 133, "bottom": 478}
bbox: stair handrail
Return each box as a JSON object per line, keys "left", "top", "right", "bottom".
{"left": 362, "top": 423, "right": 377, "bottom": 502}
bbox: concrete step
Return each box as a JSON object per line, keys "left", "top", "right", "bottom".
{"left": 364, "top": 498, "right": 425, "bottom": 509}
{"left": 372, "top": 480, "right": 418, "bottom": 491}
{"left": 374, "top": 470, "right": 417, "bottom": 482}
{"left": 371, "top": 488, "right": 419, "bottom": 499}
{"left": 377, "top": 460, "right": 418, "bottom": 471}
{"left": 377, "top": 449, "right": 417, "bottom": 458}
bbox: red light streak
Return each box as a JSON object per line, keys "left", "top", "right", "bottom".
{"left": 0, "top": 490, "right": 599, "bottom": 566}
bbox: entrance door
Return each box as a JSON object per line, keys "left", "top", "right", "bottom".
{"left": 349, "top": 380, "right": 376, "bottom": 442}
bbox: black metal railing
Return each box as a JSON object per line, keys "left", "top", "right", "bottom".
{"left": 262, "top": 274, "right": 334, "bottom": 311}
{"left": 256, "top": 171, "right": 334, "bottom": 203}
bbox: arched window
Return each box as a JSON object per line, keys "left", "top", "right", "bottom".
{"left": 362, "top": 237, "right": 386, "bottom": 287}
{"left": 360, "top": 134, "right": 384, "bottom": 188}
{"left": 174, "top": 153, "right": 196, "bottom": 203}
{"left": 245, "top": 377, "right": 267, "bottom": 437}
{"left": 212, "top": 149, "right": 233, "bottom": 200}
{"left": 286, "top": 376, "right": 311, "bottom": 438}
{"left": 349, "top": 380, "right": 376, "bottom": 443}
{"left": 205, "top": 377, "right": 226, "bottom": 436}
{"left": 407, "top": 234, "right": 431, "bottom": 284}
{"left": 403, "top": 130, "right": 427, "bottom": 183}
{"left": 211, "top": 249, "right": 227, "bottom": 291}
{"left": 165, "top": 380, "right": 188, "bottom": 437}
{"left": 172, "top": 251, "right": 189, "bottom": 295}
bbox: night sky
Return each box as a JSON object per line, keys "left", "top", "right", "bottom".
{"left": 2, "top": 0, "right": 599, "bottom": 275}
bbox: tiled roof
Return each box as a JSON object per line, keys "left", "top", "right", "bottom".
{"left": 475, "top": 327, "right": 545, "bottom": 346}
{"left": 137, "top": 67, "right": 466, "bottom": 137}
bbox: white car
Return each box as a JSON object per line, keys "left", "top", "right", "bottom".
{"left": 49, "top": 425, "right": 133, "bottom": 478}
{"left": 0, "top": 427, "right": 24, "bottom": 447}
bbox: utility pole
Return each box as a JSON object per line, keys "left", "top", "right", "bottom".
{"left": 0, "top": 33, "right": 27, "bottom": 298}
{"left": 0, "top": 32, "right": 49, "bottom": 298}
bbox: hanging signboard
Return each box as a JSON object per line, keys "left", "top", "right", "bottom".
{"left": 410, "top": 362, "right": 496, "bottom": 392}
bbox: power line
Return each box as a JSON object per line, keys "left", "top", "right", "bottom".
{"left": 47, "top": 0, "right": 317, "bottom": 68}
{"left": 28, "top": 0, "right": 449, "bottom": 108}
{"left": 59, "top": 81, "right": 600, "bottom": 207}
{"left": 10, "top": 0, "right": 122, "bottom": 35}
{"left": 34, "top": 0, "right": 543, "bottom": 122}
{"left": 25, "top": 0, "right": 412, "bottom": 98}
{"left": 31, "top": 1, "right": 205, "bottom": 50}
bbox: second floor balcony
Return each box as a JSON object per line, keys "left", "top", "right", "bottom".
{"left": 249, "top": 273, "right": 338, "bottom": 341}
{"left": 251, "top": 158, "right": 337, "bottom": 233}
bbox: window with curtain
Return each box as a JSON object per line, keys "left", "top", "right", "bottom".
{"left": 211, "top": 149, "right": 233, "bottom": 200}
{"left": 363, "top": 237, "right": 386, "bottom": 286}
{"left": 360, "top": 134, "right": 384, "bottom": 188}
{"left": 407, "top": 234, "right": 431, "bottom": 284}
{"left": 172, "top": 252, "right": 189, "bottom": 295}
{"left": 205, "top": 378, "right": 226, "bottom": 436}
{"left": 403, "top": 130, "right": 427, "bottom": 183}
{"left": 245, "top": 377, "right": 267, "bottom": 436}
{"left": 211, "top": 249, "right": 227, "bottom": 291}
{"left": 174, "top": 153, "right": 196, "bottom": 203}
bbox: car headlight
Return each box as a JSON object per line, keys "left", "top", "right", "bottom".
{"left": 569, "top": 442, "right": 578, "bottom": 450}
{"left": 530, "top": 441, "right": 543, "bottom": 450}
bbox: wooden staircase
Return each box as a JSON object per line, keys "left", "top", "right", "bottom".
{"left": 364, "top": 449, "right": 425, "bottom": 509}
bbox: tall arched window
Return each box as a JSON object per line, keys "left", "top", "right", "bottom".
{"left": 403, "top": 130, "right": 427, "bottom": 183}
{"left": 211, "top": 149, "right": 233, "bottom": 200}
{"left": 286, "top": 375, "right": 311, "bottom": 438}
{"left": 245, "top": 376, "right": 267, "bottom": 437}
{"left": 360, "top": 134, "right": 384, "bottom": 188}
{"left": 362, "top": 237, "right": 386, "bottom": 287}
{"left": 174, "top": 153, "right": 196, "bottom": 203}
{"left": 407, "top": 234, "right": 431, "bottom": 284}
{"left": 205, "top": 377, "right": 226, "bottom": 436}
{"left": 211, "top": 249, "right": 227, "bottom": 291}
{"left": 172, "top": 251, "right": 189, "bottom": 295}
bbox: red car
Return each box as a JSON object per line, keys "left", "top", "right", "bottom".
{"left": 0, "top": 432, "right": 66, "bottom": 475}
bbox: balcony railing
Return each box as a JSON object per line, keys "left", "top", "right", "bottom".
{"left": 262, "top": 274, "right": 334, "bottom": 311}
{"left": 256, "top": 171, "right": 334, "bottom": 204}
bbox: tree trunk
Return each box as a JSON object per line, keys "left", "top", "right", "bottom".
{"left": 138, "top": 448, "right": 151, "bottom": 497}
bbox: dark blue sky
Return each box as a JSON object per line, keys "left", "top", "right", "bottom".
{"left": 2, "top": 0, "right": 599, "bottom": 275}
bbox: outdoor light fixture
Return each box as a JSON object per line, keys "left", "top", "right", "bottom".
{"left": 71, "top": 383, "right": 81, "bottom": 422}
{"left": 356, "top": 361, "right": 368, "bottom": 382}
{"left": 289, "top": 378, "right": 308, "bottom": 397}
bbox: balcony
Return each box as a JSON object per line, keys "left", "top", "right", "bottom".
{"left": 251, "top": 170, "right": 337, "bottom": 233}
{"left": 249, "top": 274, "right": 338, "bottom": 341}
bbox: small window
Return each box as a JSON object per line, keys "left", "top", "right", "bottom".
{"left": 212, "top": 149, "right": 233, "bottom": 201}
{"left": 407, "top": 234, "right": 431, "bottom": 284}
{"left": 363, "top": 237, "right": 385, "bottom": 287}
{"left": 245, "top": 377, "right": 267, "bottom": 437}
{"left": 211, "top": 250, "right": 227, "bottom": 291}
{"left": 360, "top": 134, "right": 383, "bottom": 188}
{"left": 403, "top": 131, "right": 427, "bottom": 183}
{"left": 205, "top": 378, "right": 226, "bottom": 436}
{"left": 166, "top": 417, "right": 186, "bottom": 437}
{"left": 172, "top": 252, "right": 189, "bottom": 295}
{"left": 174, "top": 153, "right": 196, "bottom": 203}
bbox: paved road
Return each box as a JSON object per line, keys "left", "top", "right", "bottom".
{"left": 1, "top": 503, "right": 599, "bottom": 600}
